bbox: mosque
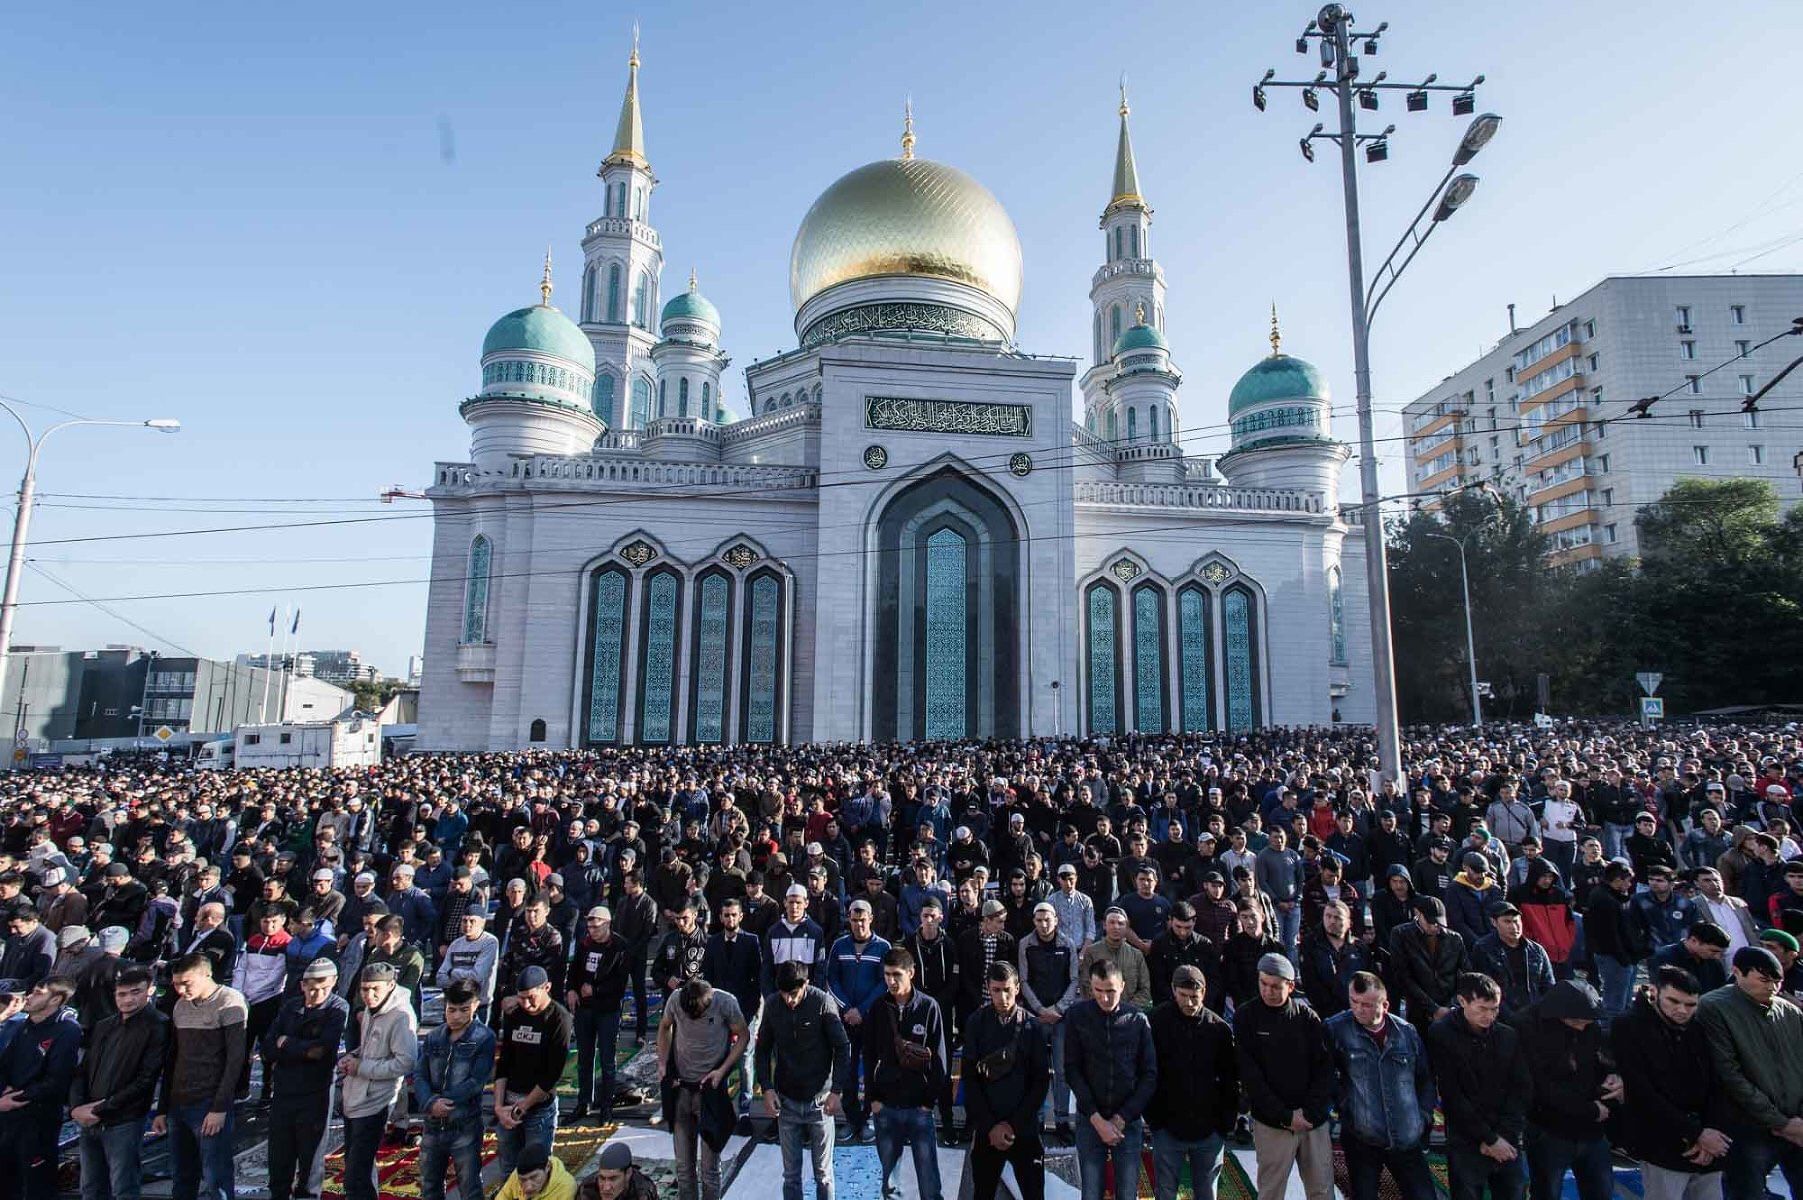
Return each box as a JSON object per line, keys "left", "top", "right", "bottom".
{"left": 416, "top": 40, "right": 1376, "bottom": 750}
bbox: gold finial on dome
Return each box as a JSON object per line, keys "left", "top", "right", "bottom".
{"left": 605, "top": 25, "right": 649, "bottom": 169}
{"left": 630, "top": 20, "right": 639, "bottom": 69}
{"left": 1135, "top": 300, "right": 1147, "bottom": 325}
{"left": 539, "top": 246, "right": 554, "bottom": 306}
{"left": 688, "top": 267, "right": 698, "bottom": 292}
{"left": 1119, "top": 73, "right": 1130, "bottom": 118}
{"left": 900, "top": 97, "right": 916, "bottom": 161}
{"left": 1269, "top": 302, "right": 1282, "bottom": 357}
{"left": 1107, "top": 75, "right": 1145, "bottom": 213}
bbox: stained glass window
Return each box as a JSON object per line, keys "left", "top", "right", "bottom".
{"left": 594, "top": 374, "right": 615, "bottom": 426}
{"left": 1088, "top": 585, "right": 1118, "bottom": 735}
{"left": 1132, "top": 585, "right": 1164, "bottom": 733}
{"left": 1224, "top": 585, "right": 1260, "bottom": 732}
{"left": 630, "top": 377, "right": 651, "bottom": 429}
{"left": 581, "top": 265, "right": 595, "bottom": 321}
{"left": 692, "top": 574, "right": 729, "bottom": 743}
{"left": 638, "top": 573, "right": 678, "bottom": 743}
{"left": 1328, "top": 566, "right": 1348, "bottom": 665}
{"left": 924, "top": 528, "right": 968, "bottom": 740}
{"left": 745, "top": 575, "right": 780, "bottom": 743}
{"left": 607, "top": 264, "right": 622, "bottom": 322}
{"left": 1178, "top": 586, "right": 1212, "bottom": 733}
{"left": 587, "top": 569, "right": 626, "bottom": 743}
{"left": 678, "top": 378, "right": 689, "bottom": 418}
{"left": 461, "top": 536, "right": 490, "bottom": 644}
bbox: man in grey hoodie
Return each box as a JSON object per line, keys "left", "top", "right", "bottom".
{"left": 336, "top": 962, "right": 418, "bottom": 1200}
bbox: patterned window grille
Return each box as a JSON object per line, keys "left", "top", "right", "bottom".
{"left": 744, "top": 575, "right": 780, "bottom": 743}
{"left": 1328, "top": 567, "right": 1348, "bottom": 665}
{"left": 461, "top": 536, "right": 491, "bottom": 644}
{"left": 923, "top": 528, "right": 968, "bottom": 740}
{"left": 1087, "top": 585, "right": 1119, "bottom": 735}
{"left": 586, "top": 569, "right": 627, "bottom": 743}
{"left": 638, "top": 573, "right": 679, "bottom": 743}
{"left": 607, "top": 264, "right": 622, "bottom": 322}
{"left": 692, "top": 574, "right": 730, "bottom": 743}
{"left": 1132, "top": 585, "right": 1164, "bottom": 733}
{"left": 1178, "top": 585, "right": 1212, "bottom": 732}
{"left": 1224, "top": 585, "right": 1261, "bottom": 732}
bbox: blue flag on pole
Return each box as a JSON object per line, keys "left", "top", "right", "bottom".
{"left": 268, "top": 607, "right": 277, "bottom": 635}
{"left": 290, "top": 608, "right": 301, "bottom": 635}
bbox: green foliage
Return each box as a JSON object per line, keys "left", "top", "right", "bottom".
{"left": 348, "top": 678, "right": 401, "bottom": 714}
{"left": 1387, "top": 479, "right": 1803, "bottom": 720}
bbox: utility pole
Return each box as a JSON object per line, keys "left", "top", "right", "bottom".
{"left": 1253, "top": 4, "right": 1495, "bottom": 779}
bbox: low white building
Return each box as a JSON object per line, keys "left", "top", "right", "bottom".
{"left": 234, "top": 714, "right": 382, "bottom": 770}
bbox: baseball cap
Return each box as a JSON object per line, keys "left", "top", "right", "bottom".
{"left": 586, "top": 906, "right": 611, "bottom": 921}
{"left": 1056, "top": 863, "right": 1077, "bottom": 877}
{"left": 105, "top": 863, "right": 130, "bottom": 878}
{"left": 785, "top": 883, "right": 808, "bottom": 899}
{"left": 597, "top": 1143, "right": 634, "bottom": 1171}
{"left": 1487, "top": 901, "right": 1520, "bottom": 919}
{"left": 57, "top": 924, "right": 91, "bottom": 948}
{"left": 1171, "top": 964, "right": 1206, "bottom": 990}
{"left": 312, "top": 869, "right": 334, "bottom": 882}
{"left": 1256, "top": 953, "right": 1297, "bottom": 981}
{"left": 980, "top": 899, "right": 1006, "bottom": 918}
{"left": 515, "top": 965, "right": 549, "bottom": 991}
{"left": 1733, "top": 946, "right": 1785, "bottom": 980}
{"left": 1413, "top": 896, "right": 1447, "bottom": 921}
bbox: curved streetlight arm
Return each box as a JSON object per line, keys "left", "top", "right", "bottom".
{"left": 1421, "top": 529, "right": 1482, "bottom": 726}
{"left": 1364, "top": 161, "right": 1458, "bottom": 323}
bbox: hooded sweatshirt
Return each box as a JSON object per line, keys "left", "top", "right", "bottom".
{"left": 1519, "top": 980, "right": 1612, "bottom": 1139}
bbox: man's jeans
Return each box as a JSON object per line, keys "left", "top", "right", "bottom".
{"left": 874, "top": 1105, "right": 943, "bottom": 1200}
{"left": 265, "top": 1094, "right": 330, "bottom": 1200}
{"left": 777, "top": 1095, "right": 835, "bottom": 1200}
{"left": 1446, "top": 1143, "right": 1528, "bottom": 1200}
{"left": 418, "top": 1124, "right": 484, "bottom": 1200}
{"left": 1603, "top": 823, "right": 1633, "bottom": 863}
{"left": 1526, "top": 1127, "right": 1614, "bottom": 1200}
{"left": 1039, "top": 1022, "right": 1070, "bottom": 1125}
{"left": 1276, "top": 905, "right": 1302, "bottom": 958}
{"left": 339, "top": 1114, "right": 386, "bottom": 1200}
{"left": 493, "top": 1101, "right": 557, "bottom": 1186}
{"left": 1075, "top": 1117, "right": 1144, "bottom": 1200}
{"left": 1151, "top": 1129, "right": 1223, "bottom": 1200}
{"left": 1593, "top": 954, "right": 1637, "bottom": 1016}
{"left": 168, "top": 1103, "right": 237, "bottom": 1200}
{"left": 79, "top": 1120, "right": 145, "bottom": 1200}
{"left": 1723, "top": 1126, "right": 1803, "bottom": 1200}
{"left": 672, "top": 1086, "right": 724, "bottom": 1200}
{"left": 1341, "top": 1138, "right": 1437, "bottom": 1200}
{"left": 841, "top": 1022, "right": 868, "bottom": 1132}
{"left": 573, "top": 1007, "right": 623, "bottom": 1116}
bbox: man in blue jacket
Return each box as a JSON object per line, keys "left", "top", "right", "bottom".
{"left": 0, "top": 976, "right": 82, "bottom": 1200}
{"left": 415, "top": 979, "right": 496, "bottom": 1200}
{"left": 1065, "top": 959, "right": 1157, "bottom": 1200}
{"left": 384, "top": 865, "right": 438, "bottom": 955}
{"left": 1325, "top": 972, "right": 1437, "bottom": 1200}
{"left": 827, "top": 898, "right": 891, "bottom": 1143}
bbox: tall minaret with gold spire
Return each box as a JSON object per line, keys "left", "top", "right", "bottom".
{"left": 580, "top": 26, "right": 665, "bottom": 430}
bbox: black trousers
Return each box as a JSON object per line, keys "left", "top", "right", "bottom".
{"left": 266, "top": 1094, "right": 332, "bottom": 1200}
{"left": 969, "top": 1129, "right": 1046, "bottom": 1200}
{"left": 0, "top": 1108, "right": 61, "bottom": 1200}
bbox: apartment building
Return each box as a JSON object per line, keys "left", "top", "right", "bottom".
{"left": 1402, "top": 274, "right": 1803, "bottom": 566}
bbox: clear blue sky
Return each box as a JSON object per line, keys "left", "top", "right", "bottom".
{"left": 3, "top": 1, "right": 1800, "bottom": 675}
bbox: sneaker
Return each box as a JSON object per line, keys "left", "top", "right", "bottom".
{"left": 571, "top": 1104, "right": 590, "bottom": 1121}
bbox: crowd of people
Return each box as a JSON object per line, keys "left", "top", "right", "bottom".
{"left": 0, "top": 723, "right": 1801, "bottom": 1200}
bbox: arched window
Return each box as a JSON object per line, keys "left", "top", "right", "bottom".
{"left": 1128, "top": 225, "right": 1140, "bottom": 258}
{"left": 1131, "top": 583, "right": 1166, "bottom": 733}
{"left": 1093, "top": 312, "right": 1103, "bottom": 362}
{"left": 1328, "top": 566, "right": 1348, "bottom": 665}
{"left": 583, "top": 566, "right": 629, "bottom": 744}
{"left": 581, "top": 265, "right": 596, "bottom": 322}
{"left": 1110, "top": 305, "right": 1122, "bottom": 347}
{"left": 923, "top": 527, "right": 969, "bottom": 740}
{"left": 690, "top": 570, "right": 732, "bottom": 743}
{"left": 1127, "top": 408, "right": 1138, "bottom": 442}
{"left": 1113, "top": 226, "right": 1124, "bottom": 260}
{"left": 678, "top": 377, "right": 689, "bottom": 418}
{"left": 593, "top": 374, "right": 616, "bottom": 426}
{"left": 1223, "top": 584, "right": 1262, "bottom": 732}
{"left": 606, "top": 264, "right": 622, "bottom": 322}
{"left": 701, "top": 381, "right": 712, "bottom": 418}
{"left": 630, "top": 377, "right": 651, "bottom": 428}
{"left": 1105, "top": 410, "right": 1117, "bottom": 442}
{"left": 742, "top": 570, "right": 785, "bottom": 743}
{"left": 1148, "top": 407, "right": 1159, "bottom": 441}
{"left": 528, "top": 718, "right": 547, "bottom": 743}
{"left": 461, "top": 536, "right": 491, "bottom": 644}
{"left": 1086, "top": 583, "right": 1120, "bottom": 735}
{"left": 636, "top": 569, "right": 681, "bottom": 744}
{"left": 657, "top": 378, "right": 666, "bottom": 417}
{"left": 1177, "top": 584, "right": 1214, "bottom": 731}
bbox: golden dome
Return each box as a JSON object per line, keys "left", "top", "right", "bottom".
{"left": 789, "top": 157, "right": 1023, "bottom": 316}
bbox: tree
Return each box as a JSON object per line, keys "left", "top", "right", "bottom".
{"left": 1636, "top": 478, "right": 1780, "bottom": 571}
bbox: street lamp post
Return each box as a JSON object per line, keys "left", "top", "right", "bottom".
{"left": 0, "top": 403, "right": 180, "bottom": 701}
{"left": 1423, "top": 530, "right": 1481, "bottom": 726}
{"left": 1253, "top": 4, "right": 1496, "bottom": 780}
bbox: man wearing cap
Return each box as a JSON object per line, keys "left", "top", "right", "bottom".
{"left": 336, "top": 872, "right": 381, "bottom": 953}
{"left": 262, "top": 957, "right": 349, "bottom": 1200}
{"left": 1445, "top": 853, "right": 1503, "bottom": 947}
{"left": 71, "top": 964, "right": 168, "bottom": 1200}
{"left": 384, "top": 864, "right": 436, "bottom": 954}
{"left": 567, "top": 907, "right": 630, "bottom": 1122}
{"left": 305, "top": 870, "right": 344, "bottom": 933}
{"left": 494, "top": 965, "right": 572, "bottom": 1183}
{"left": 825, "top": 897, "right": 891, "bottom": 1142}
{"left": 1234, "top": 952, "right": 1334, "bottom": 1200}
{"left": 1759, "top": 929, "right": 1803, "bottom": 1001}
{"left": 1469, "top": 902, "right": 1554, "bottom": 1021}
{"left": 0, "top": 976, "right": 81, "bottom": 1200}
{"left": 1079, "top": 908, "right": 1152, "bottom": 1009}
{"left": 338, "top": 962, "right": 418, "bottom": 1200}
{"left": 1696, "top": 945, "right": 1803, "bottom": 1200}
{"left": 1065, "top": 958, "right": 1155, "bottom": 1200}
{"left": 1147, "top": 963, "right": 1237, "bottom": 1200}
{"left": 415, "top": 979, "right": 495, "bottom": 1200}
{"left": 579, "top": 1142, "right": 658, "bottom": 1200}
{"left": 1388, "top": 896, "right": 1467, "bottom": 1026}
{"left": 436, "top": 907, "right": 500, "bottom": 1021}
{"left": 37, "top": 866, "right": 87, "bottom": 933}
{"left": 1047, "top": 863, "right": 1097, "bottom": 950}
{"left": 153, "top": 952, "right": 249, "bottom": 1200}
{"left": 763, "top": 883, "right": 827, "bottom": 991}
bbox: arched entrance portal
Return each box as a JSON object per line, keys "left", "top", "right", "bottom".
{"left": 872, "top": 466, "right": 1020, "bottom": 741}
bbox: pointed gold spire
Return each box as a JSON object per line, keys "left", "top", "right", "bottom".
{"left": 1106, "top": 75, "right": 1147, "bottom": 215}
{"left": 1269, "top": 302, "right": 1283, "bottom": 357}
{"left": 604, "top": 27, "right": 649, "bottom": 169}
{"left": 1135, "top": 300, "right": 1147, "bottom": 325}
{"left": 900, "top": 97, "right": 916, "bottom": 160}
{"left": 540, "top": 246, "right": 554, "bottom": 307}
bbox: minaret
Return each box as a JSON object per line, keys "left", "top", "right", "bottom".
{"left": 581, "top": 28, "right": 665, "bottom": 431}
{"left": 1081, "top": 81, "right": 1172, "bottom": 450}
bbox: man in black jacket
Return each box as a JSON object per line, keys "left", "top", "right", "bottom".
{"left": 260, "top": 958, "right": 349, "bottom": 1200}
{"left": 1146, "top": 901, "right": 1223, "bottom": 1014}
{"left": 566, "top": 907, "right": 631, "bottom": 1122}
{"left": 902, "top": 898, "right": 960, "bottom": 1137}
{"left": 1427, "top": 972, "right": 1532, "bottom": 1200}
{"left": 864, "top": 946, "right": 949, "bottom": 1200}
{"left": 964, "top": 961, "right": 1051, "bottom": 1200}
{"left": 756, "top": 961, "right": 849, "bottom": 1200}
{"left": 1147, "top": 965, "right": 1237, "bottom": 1200}
{"left": 700, "top": 897, "right": 764, "bottom": 1119}
{"left": 1611, "top": 966, "right": 1734, "bottom": 1200}
{"left": 956, "top": 901, "right": 1018, "bottom": 1027}
{"left": 1235, "top": 953, "right": 1335, "bottom": 1200}
{"left": 1518, "top": 980, "right": 1621, "bottom": 1200}
{"left": 71, "top": 964, "right": 169, "bottom": 1200}
{"left": 1388, "top": 896, "right": 1466, "bottom": 1026}
{"left": 1065, "top": 959, "right": 1157, "bottom": 1200}
{"left": 1586, "top": 862, "right": 1642, "bottom": 1017}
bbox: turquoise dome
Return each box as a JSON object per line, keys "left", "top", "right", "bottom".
{"left": 481, "top": 304, "right": 596, "bottom": 372}
{"left": 1112, "top": 320, "right": 1168, "bottom": 356}
{"left": 1228, "top": 353, "right": 1328, "bottom": 416}
{"left": 661, "top": 289, "right": 719, "bottom": 328}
